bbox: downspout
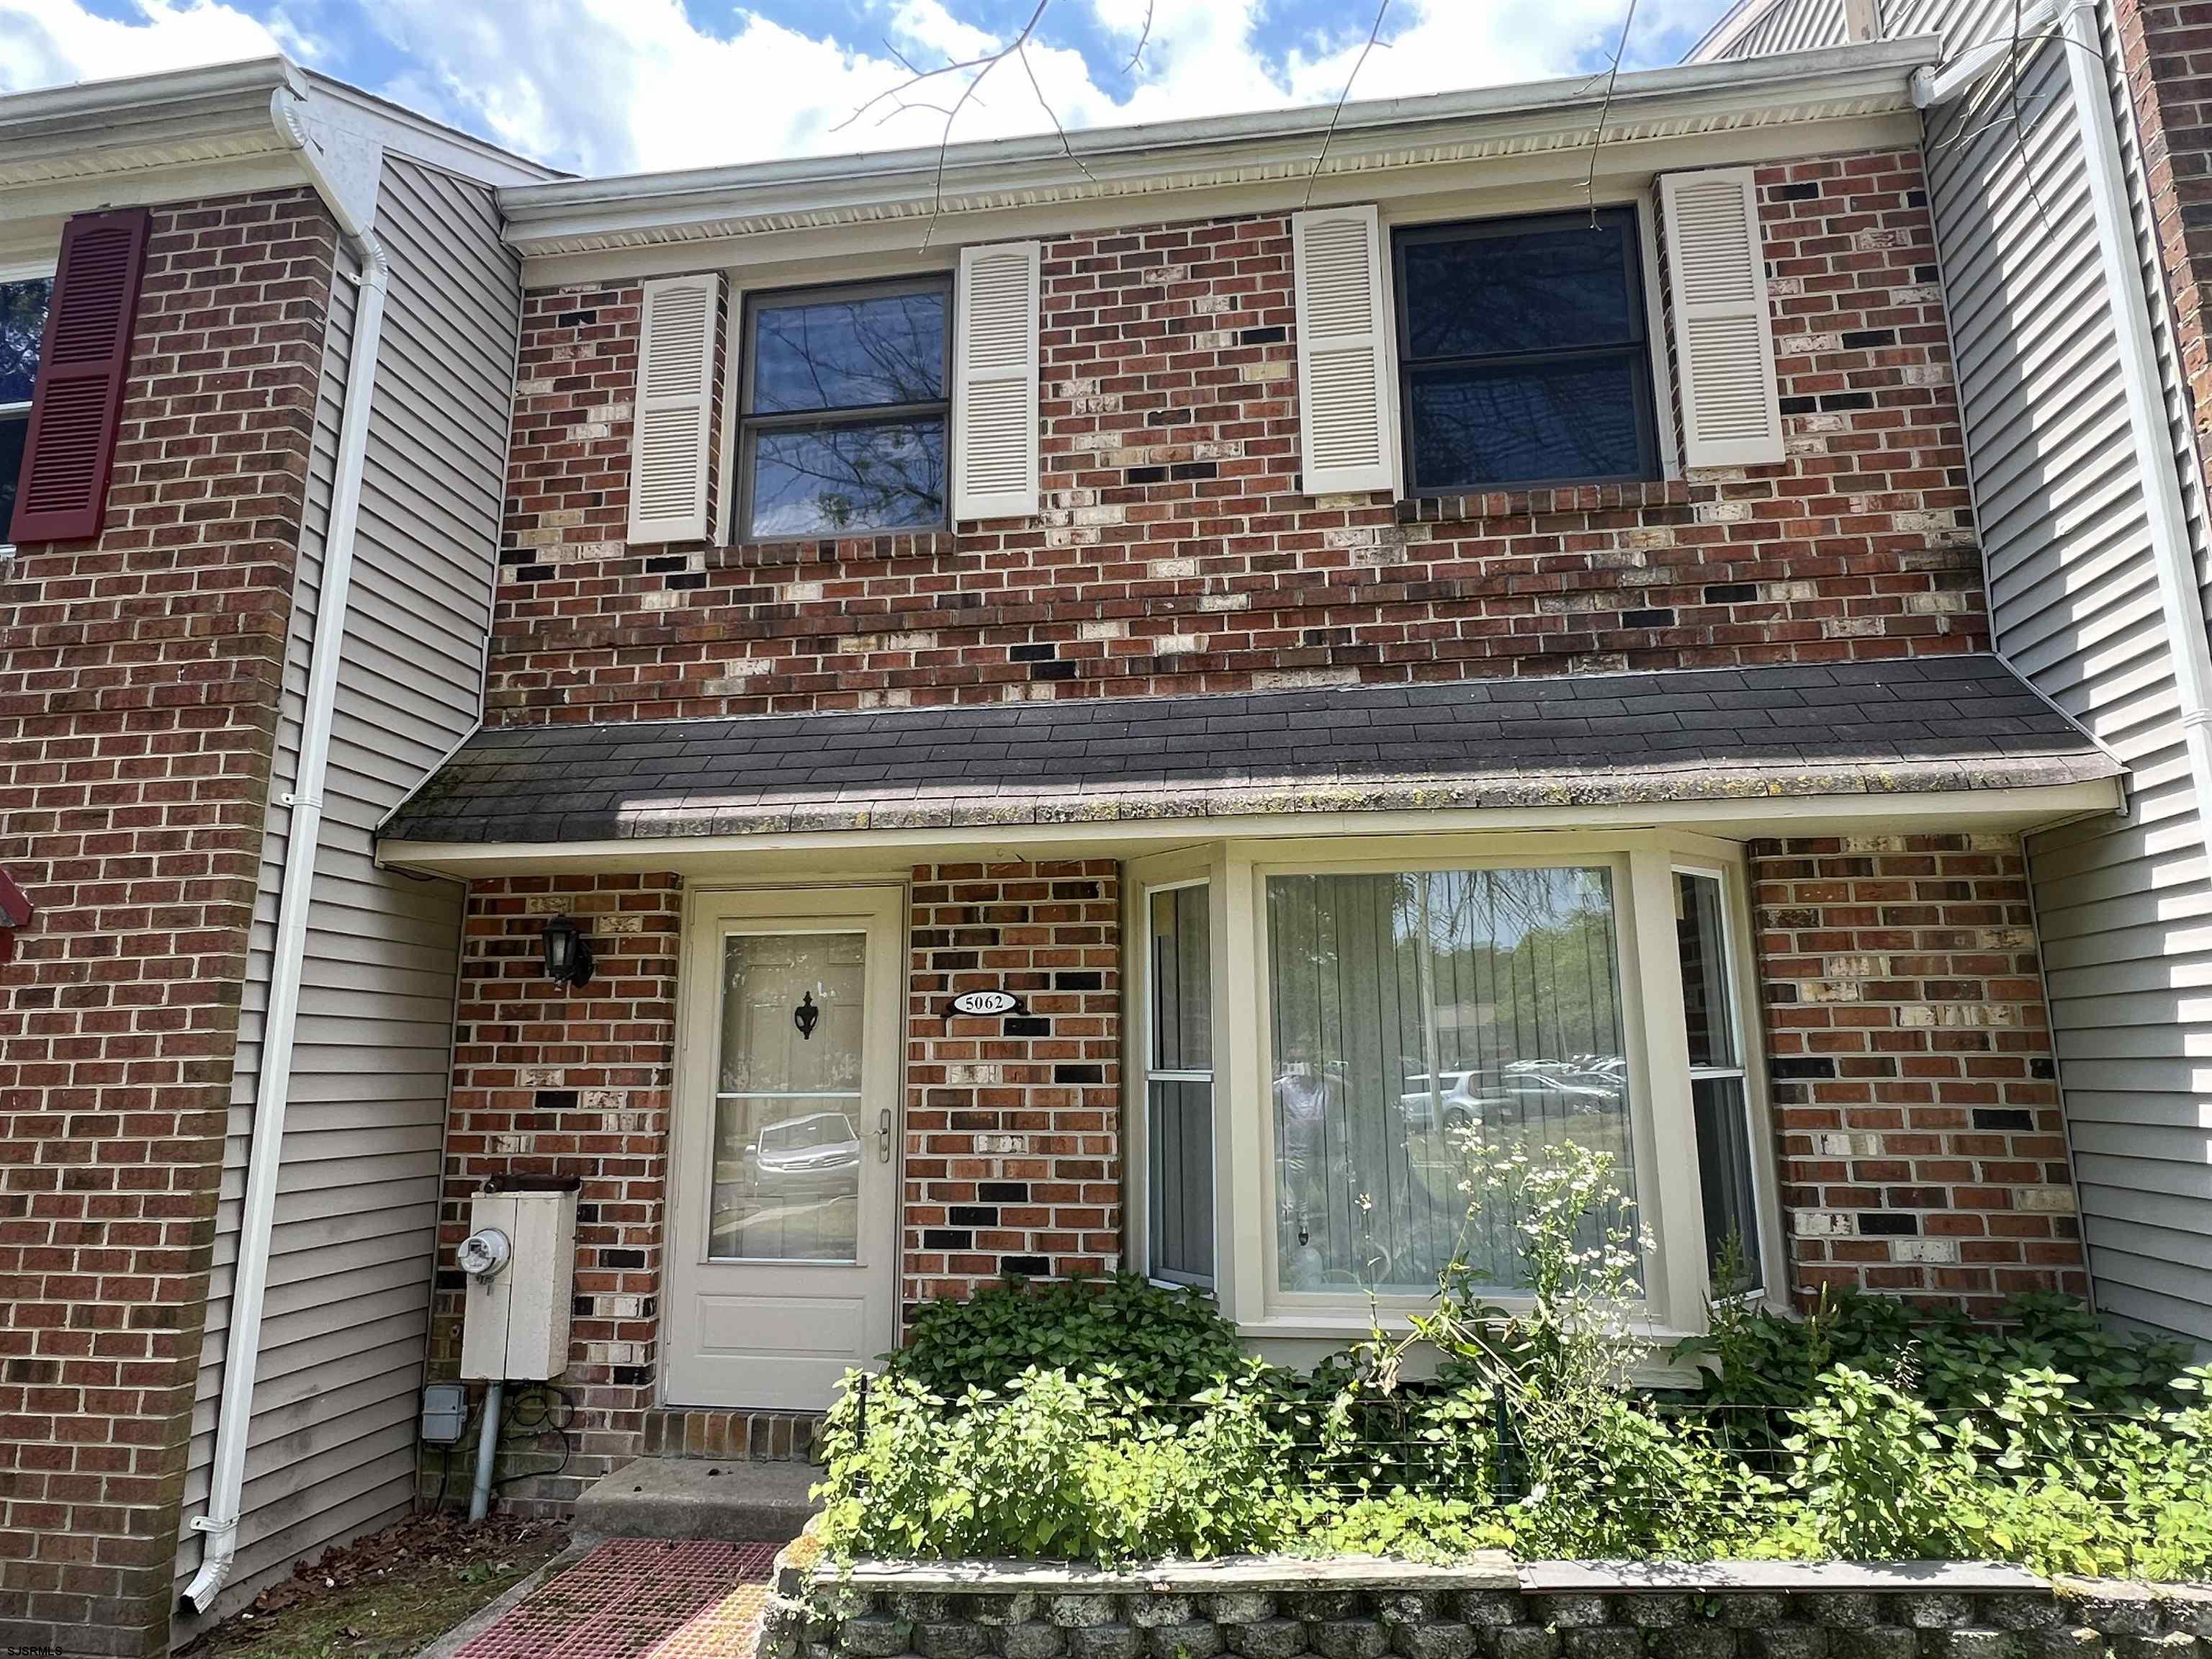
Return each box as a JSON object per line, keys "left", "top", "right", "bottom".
{"left": 181, "top": 80, "right": 390, "bottom": 1617}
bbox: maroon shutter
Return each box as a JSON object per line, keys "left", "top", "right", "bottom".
{"left": 8, "top": 207, "right": 151, "bottom": 544}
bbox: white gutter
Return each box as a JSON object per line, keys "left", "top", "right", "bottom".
{"left": 180, "top": 81, "right": 391, "bottom": 1619}
{"left": 496, "top": 36, "right": 1937, "bottom": 252}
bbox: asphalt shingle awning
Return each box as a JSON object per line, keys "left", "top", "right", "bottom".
{"left": 379, "top": 657, "right": 2123, "bottom": 848}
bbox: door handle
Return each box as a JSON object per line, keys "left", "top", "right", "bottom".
{"left": 878, "top": 1108, "right": 894, "bottom": 1164}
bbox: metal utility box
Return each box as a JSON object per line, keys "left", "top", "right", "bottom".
{"left": 458, "top": 1187, "right": 577, "bottom": 1382}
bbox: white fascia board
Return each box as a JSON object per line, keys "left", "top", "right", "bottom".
{"left": 375, "top": 775, "right": 2125, "bottom": 880}
{"left": 518, "top": 108, "right": 1925, "bottom": 287}
{"left": 498, "top": 36, "right": 1938, "bottom": 258}
{"left": 0, "top": 58, "right": 298, "bottom": 187}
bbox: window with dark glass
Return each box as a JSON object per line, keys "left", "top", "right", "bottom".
{"left": 1146, "top": 884, "right": 1215, "bottom": 1289}
{"left": 0, "top": 276, "right": 52, "bottom": 543}
{"left": 1675, "top": 871, "right": 1763, "bottom": 1295}
{"left": 739, "top": 278, "right": 950, "bottom": 539}
{"left": 1393, "top": 210, "right": 1658, "bottom": 493}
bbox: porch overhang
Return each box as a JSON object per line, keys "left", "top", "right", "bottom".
{"left": 376, "top": 657, "right": 2124, "bottom": 878}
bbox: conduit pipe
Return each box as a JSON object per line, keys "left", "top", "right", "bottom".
{"left": 1911, "top": 0, "right": 2212, "bottom": 876}
{"left": 182, "top": 78, "right": 392, "bottom": 1617}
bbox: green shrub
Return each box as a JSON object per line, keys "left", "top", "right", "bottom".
{"left": 888, "top": 1273, "right": 1244, "bottom": 1402}
{"left": 811, "top": 1367, "right": 1296, "bottom": 1564}
{"left": 814, "top": 1143, "right": 2212, "bottom": 1580}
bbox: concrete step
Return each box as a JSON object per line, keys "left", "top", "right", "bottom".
{"left": 573, "top": 1455, "right": 822, "bottom": 1542}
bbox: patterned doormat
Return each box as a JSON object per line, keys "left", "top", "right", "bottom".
{"left": 453, "top": 1537, "right": 781, "bottom": 1659}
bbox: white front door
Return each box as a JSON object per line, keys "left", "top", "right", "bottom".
{"left": 665, "top": 887, "right": 904, "bottom": 1410}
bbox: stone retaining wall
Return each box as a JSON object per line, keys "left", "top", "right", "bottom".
{"left": 757, "top": 1558, "right": 2212, "bottom": 1659}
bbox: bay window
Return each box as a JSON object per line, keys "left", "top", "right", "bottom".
{"left": 1133, "top": 838, "right": 1777, "bottom": 1338}
{"left": 1676, "top": 868, "right": 1764, "bottom": 1296}
{"left": 1144, "top": 883, "right": 1215, "bottom": 1289}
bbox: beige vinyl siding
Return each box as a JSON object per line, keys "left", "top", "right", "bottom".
{"left": 178, "top": 156, "right": 524, "bottom": 1606}
{"left": 1922, "top": 15, "right": 2212, "bottom": 1344}
{"left": 1700, "top": 0, "right": 1848, "bottom": 58}
{"left": 1698, "top": 0, "right": 2212, "bottom": 1341}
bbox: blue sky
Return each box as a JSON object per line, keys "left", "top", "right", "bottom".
{"left": 0, "top": 0, "right": 1737, "bottom": 177}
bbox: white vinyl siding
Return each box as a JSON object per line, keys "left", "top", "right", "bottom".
{"left": 1921, "top": 17, "right": 2212, "bottom": 1343}
{"left": 179, "top": 157, "right": 524, "bottom": 1611}
{"left": 629, "top": 273, "right": 721, "bottom": 543}
{"left": 952, "top": 241, "right": 1041, "bottom": 520}
{"left": 1292, "top": 204, "right": 1397, "bottom": 495}
{"left": 1660, "top": 168, "right": 1784, "bottom": 469}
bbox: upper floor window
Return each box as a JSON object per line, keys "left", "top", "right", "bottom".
{"left": 1393, "top": 209, "right": 1659, "bottom": 493}
{"left": 739, "top": 276, "right": 951, "bottom": 539}
{"left": 0, "top": 275, "right": 52, "bottom": 542}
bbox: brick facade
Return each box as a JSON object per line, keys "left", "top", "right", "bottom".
{"left": 421, "top": 134, "right": 2086, "bottom": 1493}
{"left": 490, "top": 149, "right": 1978, "bottom": 727}
{"left": 430, "top": 872, "right": 683, "bottom": 1513}
{"left": 904, "top": 863, "right": 1122, "bottom": 1312}
{"left": 428, "top": 864, "right": 1123, "bottom": 1485}
{"left": 1750, "top": 833, "right": 2087, "bottom": 1314}
{"left": 0, "top": 189, "right": 338, "bottom": 1655}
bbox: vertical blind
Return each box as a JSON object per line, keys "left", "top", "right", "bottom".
{"left": 1266, "top": 867, "right": 1635, "bottom": 1295}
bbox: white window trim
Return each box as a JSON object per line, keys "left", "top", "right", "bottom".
{"left": 1125, "top": 831, "right": 1779, "bottom": 1351}
{"left": 1671, "top": 857, "right": 1788, "bottom": 1305}
{"left": 1125, "top": 847, "right": 1227, "bottom": 1291}
{"left": 1133, "top": 873, "right": 1218, "bottom": 1292}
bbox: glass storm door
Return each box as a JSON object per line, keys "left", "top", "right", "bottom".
{"left": 665, "top": 889, "right": 903, "bottom": 1409}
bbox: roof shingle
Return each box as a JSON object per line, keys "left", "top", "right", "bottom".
{"left": 379, "top": 657, "right": 2123, "bottom": 847}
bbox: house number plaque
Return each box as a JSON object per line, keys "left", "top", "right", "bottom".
{"left": 945, "top": 989, "right": 1025, "bottom": 1019}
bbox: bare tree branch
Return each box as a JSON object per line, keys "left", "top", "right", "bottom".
{"left": 1302, "top": 1, "right": 1393, "bottom": 211}
{"left": 2008, "top": 0, "right": 2059, "bottom": 237}
{"left": 1019, "top": 39, "right": 1100, "bottom": 187}
{"left": 1585, "top": 0, "right": 1640, "bottom": 225}
{"left": 836, "top": 0, "right": 1055, "bottom": 250}
{"left": 835, "top": 3, "right": 1045, "bottom": 137}
{"left": 1124, "top": 1, "right": 1156, "bottom": 75}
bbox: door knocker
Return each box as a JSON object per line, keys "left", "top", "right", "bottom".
{"left": 793, "top": 990, "right": 820, "bottom": 1040}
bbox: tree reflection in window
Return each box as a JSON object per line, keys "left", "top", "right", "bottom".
{"left": 741, "top": 280, "right": 950, "bottom": 539}
{"left": 1393, "top": 210, "right": 1658, "bottom": 492}
{"left": 0, "top": 276, "right": 52, "bottom": 543}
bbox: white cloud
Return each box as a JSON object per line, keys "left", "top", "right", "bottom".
{"left": 0, "top": 0, "right": 300, "bottom": 94}
{"left": 0, "top": 0, "right": 1730, "bottom": 176}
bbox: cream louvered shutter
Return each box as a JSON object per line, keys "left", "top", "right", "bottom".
{"left": 627, "top": 273, "right": 721, "bottom": 543}
{"left": 953, "top": 241, "right": 1041, "bottom": 521}
{"left": 1292, "top": 204, "right": 1395, "bottom": 496}
{"left": 1660, "top": 169, "right": 1784, "bottom": 469}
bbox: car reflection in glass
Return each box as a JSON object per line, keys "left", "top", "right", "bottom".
{"left": 743, "top": 1110, "right": 862, "bottom": 1197}
{"left": 1398, "top": 1058, "right": 1625, "bottom": 1131}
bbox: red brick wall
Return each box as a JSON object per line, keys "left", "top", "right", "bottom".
{"left": 490, "top": 148, "right": 1977, "bottom": 725}
{"left": 427, "top": 864, "right": 1120, "bottom": 1479}
{"left": 429, "top": 873, "right": 682, "bottom": 1513}
{"left": 0, "top": 189, "right": 336, "bottom": 1657}
{"left": 1750, "top": 834, "right": 2087, "bottom": 1315}
{"left": 904, "top": 863, "right": 1122, "bottom": 1312}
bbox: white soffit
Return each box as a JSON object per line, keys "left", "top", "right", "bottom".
{"left": 498, "top": 36, "right": 1938, "bottom": 262}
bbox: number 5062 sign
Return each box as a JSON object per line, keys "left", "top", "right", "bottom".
{"left": 945, "top": 989, "right": 1023, "bottom": 1017}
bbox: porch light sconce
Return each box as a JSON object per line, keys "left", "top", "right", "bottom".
{"left": 540, "top": 914, "right": 595, "bottom": 990}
